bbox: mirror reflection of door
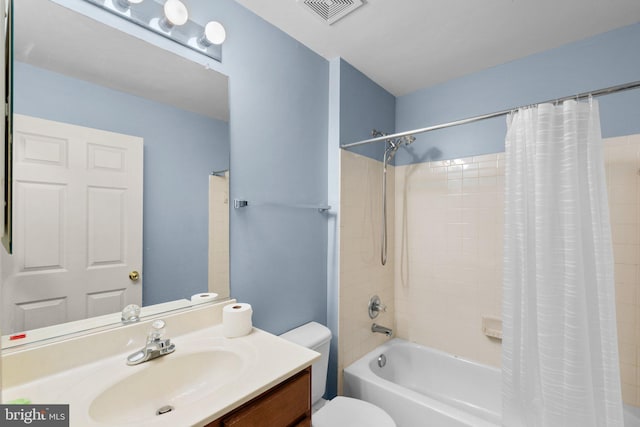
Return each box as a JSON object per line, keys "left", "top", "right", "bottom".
{"left": 2, "top": 114, "right": 142, "bottom": 334}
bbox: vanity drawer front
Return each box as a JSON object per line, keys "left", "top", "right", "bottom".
{"left": 218, "top": 367, "right": 311, "bottom": 427}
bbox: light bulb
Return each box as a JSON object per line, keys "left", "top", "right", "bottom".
{"left": 199, "top": 21, "right": 226, "bottom": 47}
{"left": 163, "top": 0, "right": 188, "bottom": 27}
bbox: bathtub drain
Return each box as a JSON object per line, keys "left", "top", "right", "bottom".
{"left": 156, "top": 405, "right": 174, "bottom": 416}
{"left": 378, "top": 354, "right": 387, "bottom": 368}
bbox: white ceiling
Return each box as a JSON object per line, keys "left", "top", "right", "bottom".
{"left": 14, "top": 0, "right": 229, "bottom": 121}
{"left": 235, "top": 0, "right": 640, "bottom": 97}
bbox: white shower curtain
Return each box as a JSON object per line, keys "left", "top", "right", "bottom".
{"left": 502, "top": 99, "right": 624, "bottom": 427}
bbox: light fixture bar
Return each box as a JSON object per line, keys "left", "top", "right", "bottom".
{"left": 83, "top": 0, "right": 223, "bottom": 62}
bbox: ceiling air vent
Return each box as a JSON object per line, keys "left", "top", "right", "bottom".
{"left": 298, "top": 0, "right": 364, "bottom": 25}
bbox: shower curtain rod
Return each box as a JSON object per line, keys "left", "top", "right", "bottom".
{"left": 340, "top": 79, "right": 640, "bottom": 150}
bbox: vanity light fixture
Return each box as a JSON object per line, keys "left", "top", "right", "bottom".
{"left": 82, "top": 0, "right": 224, "bottom": 62}
{"left": 199, "top": 21, "right": 226, "bottom": 47}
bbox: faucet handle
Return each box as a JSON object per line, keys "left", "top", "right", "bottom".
{"left": 121, "top": 304, "right": 141, "bottom": 324}
{"left": 148, "top": 319, "right": 167, "bottom": 342}
{"left": 368, "top": 295, "right": 387, "bottom": 319}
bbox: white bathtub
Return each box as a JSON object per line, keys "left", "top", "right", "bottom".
{"left": 343, "top": 338, "right": 640, "bottom": 427}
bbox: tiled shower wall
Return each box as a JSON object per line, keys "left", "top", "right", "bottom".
{"left": 391, "top": 134, "right": 640, "bottom": 406}
{"left": 394, "top": 153, "right": 504, "bottom": 367}
{"left": 338, "top": 150, "right": 396, "bottom": 392}
{"left": 606, "top": 135, "right": 640, "bottom": 406}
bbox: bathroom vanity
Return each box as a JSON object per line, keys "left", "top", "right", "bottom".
{"left": 1, "top": 300, "right": 318, "bottom": 426}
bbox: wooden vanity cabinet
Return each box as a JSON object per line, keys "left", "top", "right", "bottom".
{"left": 205, "top": 367, "right": 312, "bottom": 427}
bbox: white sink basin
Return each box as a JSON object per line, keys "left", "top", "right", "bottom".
{"left": 89, "top": 350, "right": 244, "bottom": 424}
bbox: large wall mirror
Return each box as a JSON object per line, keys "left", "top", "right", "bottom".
{"left": 1, "top": 0, "right": 230, "bottom": 347}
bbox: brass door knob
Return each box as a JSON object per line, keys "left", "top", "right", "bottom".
{"left": 129, "top": 270, "right": 140, "bottom": 282}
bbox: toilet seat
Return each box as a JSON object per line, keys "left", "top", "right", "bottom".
{"left": 312, "top": 396, "right": 396, "bottom": 427}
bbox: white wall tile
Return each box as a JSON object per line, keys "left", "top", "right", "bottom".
{"left": 393, "top": 154, "right": 503, "bottom": 367}
{"left": 607, "top": 134, "right": 640, "bottom": 407}
{"left": 338, "top": 150, "right": 395, "bottom": 393}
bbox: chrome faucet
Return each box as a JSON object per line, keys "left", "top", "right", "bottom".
{"left": 126, "top": 319, "right": 176, "bottom": 365}
{"left": 371, "top": 323, "right": 393, "bottom": 336}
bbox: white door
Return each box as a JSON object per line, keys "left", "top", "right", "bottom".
{"left": 2, "top": 114, "right": 143, "bottom": 334}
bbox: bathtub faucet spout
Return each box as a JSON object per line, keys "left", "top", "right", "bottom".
{"left": 371, "top": 323, "right": 393, "bottom": 336}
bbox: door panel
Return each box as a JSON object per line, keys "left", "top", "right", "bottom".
{"left": 14, "top": 297, "right": 67, "bottom": 332}
{"left": 86, "top": 289, "right": 126, "bottom": 318}
{"left": 19, "top": 182, "right": 66, "bottom": 271}
{"left": 16, "top": 132, "right": 68, "bottom": 167}
{"left": 87, "top": 186, "right": 125, "bottom": 266}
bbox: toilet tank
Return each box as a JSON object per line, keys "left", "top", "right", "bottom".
{"left": 280, "top": 321, "right": 332, "bottom": 405}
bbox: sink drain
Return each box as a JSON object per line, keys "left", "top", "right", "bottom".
{"left": 156, "top": 405, "right": 174, "bottom": 416}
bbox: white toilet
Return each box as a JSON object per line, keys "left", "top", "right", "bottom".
{"left": 281, "top": 322, "right": 396, "bottom": 427}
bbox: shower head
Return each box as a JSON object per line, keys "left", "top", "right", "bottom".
{"left": 372, "top": 129, "right": 416, "bottom": 163}
{"left": 384, "top": 135, "right": 415, "bottom": 162}
{"left": 384, "top": 141, "right": 401, "bottom": 163}
{"left": 372, "top": 130, "right": 415, "bottom": 146}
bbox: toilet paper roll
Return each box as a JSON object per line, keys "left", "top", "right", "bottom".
{"left": 223, "top": 303, "right": 253, "bottom": 338}
{"left": 190, "top": 292, "right": 218, "bottom": 304}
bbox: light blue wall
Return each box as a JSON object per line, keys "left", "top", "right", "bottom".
{"left": 394, "top": 23, "right": 640, "bottom": 165}
{"left": 14, "top": 61, "right": 229, "bottom": 306}
{"left": 205, "top": 1, "right": 330, "bottom": 334}
{"left": 339, "top": 60, "right": 396, "bottom": 161}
